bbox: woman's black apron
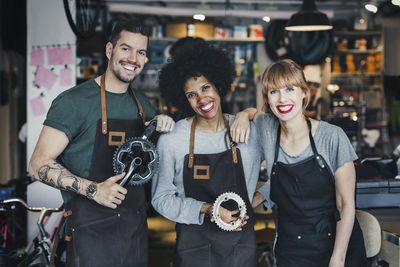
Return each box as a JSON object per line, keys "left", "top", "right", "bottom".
{"left": 65, "top": 74, "right": 148, "bottom": 267}
{"left": 174, "top": 116, "right": 257, "bottom": 267}
{"left": 270, "top": 119, "right": 366, "bottom": 267}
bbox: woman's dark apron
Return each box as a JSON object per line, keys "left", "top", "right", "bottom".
{"left": 65, "top": 74, "right": 149, "bottom": 267}
{"left": 174, "top": 116, "right": 257, "bottom": 267}
{"left": 270, "top": 119, "right": 366, "bottom": 267}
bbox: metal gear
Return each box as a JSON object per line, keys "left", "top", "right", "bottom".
{"left": 113, "top": 120, "right": 159, "bottom": 187}
{"left": 212, "top": 192, "right": 247, "bottom": 231}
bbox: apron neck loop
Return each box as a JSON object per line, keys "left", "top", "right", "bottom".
{"left": 128, "top": 86, "right": 146, "bottom": 124}
{"left": 274, "top": 117, "right": 317, "bottom": 162}
{"left": 306, "top": 118, "right": 318, "bottom": 156}
{"left": 188, "top": 116, "right": 197, "bottom": 168}
{"left": 187, "top": 115, "right": 237, "bottom": 169}
{"left": 99, "top": 74, "right": 147, "bottom": 135}
{"left": 100, "top": 74, "right": 108, "bottom": 135}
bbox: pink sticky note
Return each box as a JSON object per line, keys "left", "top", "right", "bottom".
{"left": 30, "top": 97, "right": 47, "bottom": 116}
{"left": 60, "top": 47, "right": 74, "bottom": 65}
{"left": 34, "top": 66, "right": 58, "bottom": 90}
{"left": 60, "top": 68, "right": 73, "bottom": 87}
{"left": 47, "top": 47, "right": 63, "bottom": 65}
{"left": 30, "top": 48, "right": 44, "bottom": 66}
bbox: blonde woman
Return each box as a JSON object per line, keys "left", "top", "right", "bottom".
{"left": 232, "top": 59, "right": 366, "bottom": 267}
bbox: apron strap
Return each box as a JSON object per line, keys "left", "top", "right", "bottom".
{"left": 188, "top": 116, "right": 197, "bottom": 168}
{"left": 273, "top": 126, "right": 281, "bottom": 163}
{"left": 100, "top": 74, "right": 146, "bottom": 135}
{"left": 100, "top": 74, "right": 108, "bottom": 134}
{"left": 187, "top": 115, "right": 237, "bottom": 168}
{"left": 273, "top": 117, "right": 317, "bottom": 162}
{"left": 128, "top": 87, "right": 146, "bottom": 124}
{"left": 306, "top": 118, "right": 319, "bottom": 156}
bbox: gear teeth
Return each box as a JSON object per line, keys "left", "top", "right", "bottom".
{"left": 113, "top": 137, "right": 159, "bottom": 187}
{"left": 127, "top": 140, "right": 159, "bottom": 186}
{"left": 212, "top": 192, "right": 247, "bottom": 231}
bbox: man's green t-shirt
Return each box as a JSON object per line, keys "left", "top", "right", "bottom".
{"left": 44, "top": 79, "right": 156, "bottom": 202}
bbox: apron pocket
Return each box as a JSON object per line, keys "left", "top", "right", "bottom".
{"left": 276, "top": 233, "right": 334, "bottom": 267}
{"left": 72, "top": 214, "right": 122, "bottom": 267}
{"left": 175, "top": 244, "right": 211, "bottom": 267}
{"left": 233, "top": 243, "right": 257, "bottom": 267}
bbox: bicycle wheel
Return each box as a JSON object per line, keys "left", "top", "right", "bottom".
{"left": 63, "top": 0, "right": 101, "bottom": 39}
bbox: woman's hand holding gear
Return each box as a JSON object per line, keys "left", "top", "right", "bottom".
{"left": 212, "top": 192, "right": 248, "bottom": 231}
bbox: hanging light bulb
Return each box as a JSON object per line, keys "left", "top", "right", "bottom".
{"left": 365, "top": 3, "right": 378, "bottom": 13}
{"left": 392, "top": 0, "right": 400, "bottom": 6}
{"left": 262, "top": 16, "right": 271, "bottom": 23}
{"left": 285, "top": 0, "right": 333, "bottom": 31}
{"left": 193, "top": 14, "right": 206, "bottom": 21}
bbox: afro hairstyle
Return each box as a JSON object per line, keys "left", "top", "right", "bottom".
{"left": 159, "top": 41, "right": 235, "bottom": 119}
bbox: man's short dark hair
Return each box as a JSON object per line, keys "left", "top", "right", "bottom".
{"left": 109, "top": 20, "right": 151, "bottom": 46}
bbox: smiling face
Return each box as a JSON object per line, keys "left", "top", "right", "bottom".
{"left": 267, "top": 86, "right": 306, "bottom": 121}
{"left": 106, "top": 30, "right": 148, "bottom": 83}
{"left": 184, "top": 75, "right": 221, "bottom": 120}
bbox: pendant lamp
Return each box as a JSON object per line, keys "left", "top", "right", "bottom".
{"left": 285, "top": 0, "right": 333, "bottom": 31}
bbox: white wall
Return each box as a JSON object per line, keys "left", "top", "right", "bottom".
{"left": 26, "top": 0, "right": 76, "bottom": 242}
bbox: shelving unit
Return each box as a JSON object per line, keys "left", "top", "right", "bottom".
{"left": 327, "top": 29, "right": 390, "bottom": 155}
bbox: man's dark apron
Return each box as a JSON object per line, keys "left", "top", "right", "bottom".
{"left": 174, "top": 116, "right": 257, "bottom": 267}
{"left": 271, "top": 119, "right": 366, "bottom": 267}
{"left": 65, "top": 74, "right": 148, "bottom": 267}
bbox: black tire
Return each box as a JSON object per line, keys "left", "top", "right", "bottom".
{"left": 287, "top": 30, "right": 333, "bottom": 66}
{"left": 264, "top": 20, "right": 291, "bottom": 61}
{"left": 63, "top": 0, "right": 101, "bottom": 39}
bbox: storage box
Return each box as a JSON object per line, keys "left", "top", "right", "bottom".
{"left": 166, "top": 23, "right": 187, "bottom": 38}
{"left": 194, "top": 23, "right": 214, "bottom": 39}
{"left": 249, "top": 24, "right": 263, "bottom": 38}
{"left": 233, "top": 25, "right": 248, "bottom": 39}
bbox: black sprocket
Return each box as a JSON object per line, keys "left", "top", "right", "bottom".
{"left": 113, "top": 137, "right": 159, "bottom": 186}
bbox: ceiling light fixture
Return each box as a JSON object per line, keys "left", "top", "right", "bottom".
{"left": 392, "top": 0, "right": 400, "bottom": 6}
{"left": 365, "top": 3, "right": 378, "bottom": 13}
{"left": 285, "top": 0, "right": 333, "bottom": 31}
{"left": 193, "top": 14, "right": 206, "bottom": 21}
{"left": 262, "top": 16, "right": 271, "bottom": 23}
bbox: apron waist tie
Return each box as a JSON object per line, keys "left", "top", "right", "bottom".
{"left": 279, "top": 210, "right": 339, "bottom": 234}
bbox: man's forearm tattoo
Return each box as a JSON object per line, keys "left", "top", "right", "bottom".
{"left": 37, "top": 162, "right": 81, "bottom": 193}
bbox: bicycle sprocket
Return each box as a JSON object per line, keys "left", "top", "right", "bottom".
{"left": 212, "top": 192, "right": 247, "bottom": 231}
{"left": 113, "top": 137, "right": 159, "bottom": 187}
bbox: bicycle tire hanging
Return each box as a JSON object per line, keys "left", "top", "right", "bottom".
{"left": 63, "top": 0, "right": 101, "bottom": 39}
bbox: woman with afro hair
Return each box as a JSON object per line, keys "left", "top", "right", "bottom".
{"left": 151, "top": 40, "right": 264, "bottom": 267}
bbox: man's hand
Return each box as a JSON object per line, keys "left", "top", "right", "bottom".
{"left": 93, "top": 173, "right": 128, "bottom": 209}
{"left": 230, "top": 111, "right": 252, "bottom": 144}
{"left": 146, "top": 114, "right": 175, "bottom": 132}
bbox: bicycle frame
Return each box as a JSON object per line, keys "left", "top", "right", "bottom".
{"left": 0, "top": 198, "right": 63, "bottom": 267}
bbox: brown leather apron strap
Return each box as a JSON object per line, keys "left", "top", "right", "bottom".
{"left": 188, "top": 115, "right": 237, "bottom": 168}
{"left": 129, "top": 87, "right": 146, "bottom": 124}
{"left": 100, "top": 74, "right": 147, "bottom": 135}
{"left": 64, "top": 210, "right": 72, "bottom": 217}
{"left": 188, "top": 116, "right": 197, "bottom": 168}
{"left": 100, "top": 74, "right": 108, "bottom": 135}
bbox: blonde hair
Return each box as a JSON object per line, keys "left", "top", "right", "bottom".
{"left": 261, "top": 59, "right": 310, "bottom": 112}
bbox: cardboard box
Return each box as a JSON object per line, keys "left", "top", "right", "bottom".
{"left": 249, "top": 24, "right": 263, "bottom": 38}
{"left": 166, "top": 23, "right": 187, "bottom": 38}
{"left": 233, "top": 25, "right": 248, "bottom": 39}
{"left": 194, "top": 23, "right": 214, "bottom": 39}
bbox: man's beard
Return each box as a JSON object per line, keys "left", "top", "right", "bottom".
{"left": 109, "top": 53, "right": 139, "bottom": 83}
